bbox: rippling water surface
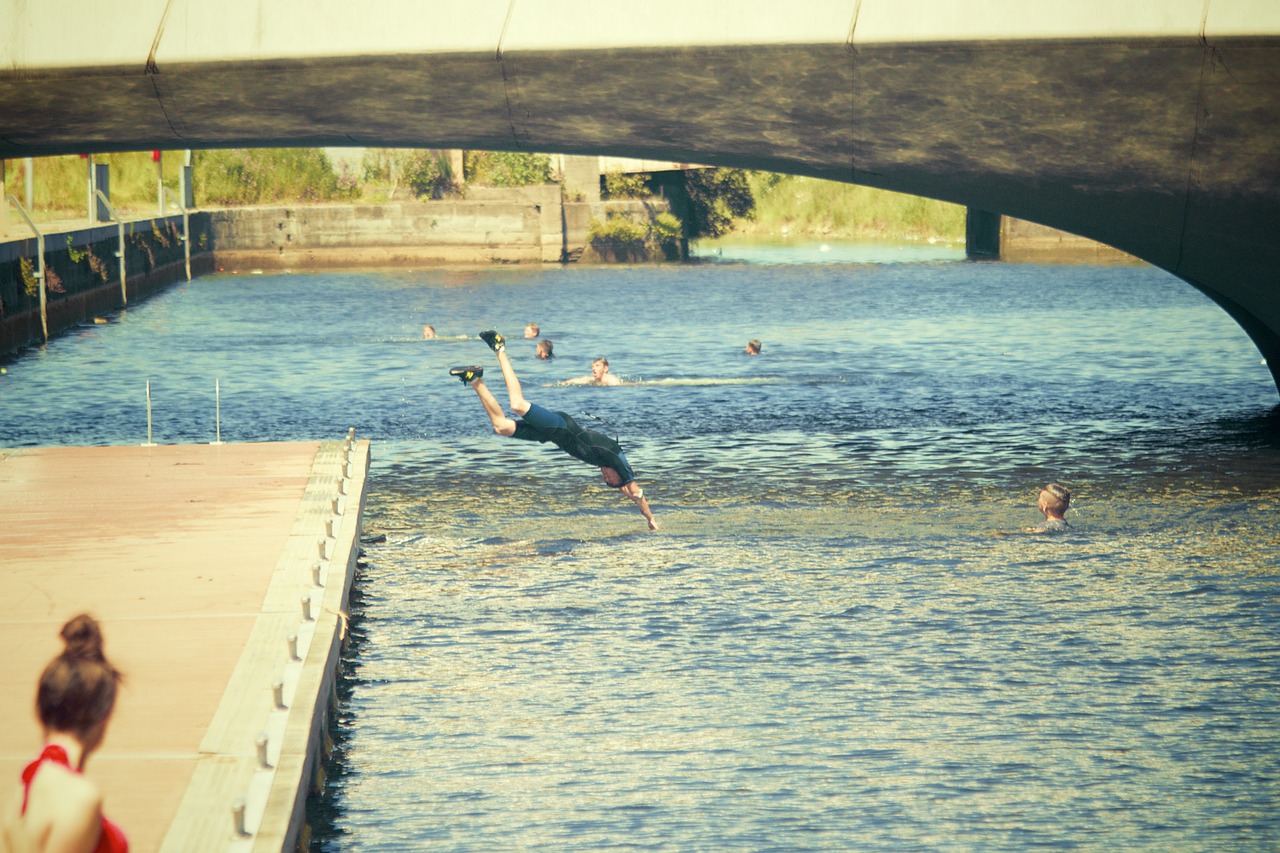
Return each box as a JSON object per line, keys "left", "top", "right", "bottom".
{"left": 2, "top": 244, "right": 1278, "bottom": 850}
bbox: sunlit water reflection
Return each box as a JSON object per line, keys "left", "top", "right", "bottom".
{"left": 1, "top": 245, "right": 1277, "bottom": 850}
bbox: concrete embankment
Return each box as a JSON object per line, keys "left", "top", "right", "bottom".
{"left": 965, "top": 209, "right": 1140, "bottom": 263}
{"left": 0, "top": 189, "right": 669, "bottom": 353}
{"left": 998, "top": 216, "right": 1141, "bottom": 263}
{"left": 206, "top": 189, "right": 665, "bottom": 270}
{"left": 0, "top": 435, "right": 369, "bottom": 852}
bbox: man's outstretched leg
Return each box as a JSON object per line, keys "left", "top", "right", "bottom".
{"left": 479, "top": 330, "right": 532, "bottom": 416}
{"left": 449, "top": 366, "right": 516, "bottom": 436}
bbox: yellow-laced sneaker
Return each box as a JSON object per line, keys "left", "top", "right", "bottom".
{"left": 449, "top": 365, "right": 484, "bottom": 386}
{"left": 479, "top": 330, "right": 506, "bottom": 352}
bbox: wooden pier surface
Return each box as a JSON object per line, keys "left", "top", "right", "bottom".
{"left": 0, "top": 439, "right": 368, "bottom": 852}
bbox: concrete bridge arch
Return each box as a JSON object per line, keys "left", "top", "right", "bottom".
{"left": 3, "top": 0, "right": 1279, "bottom": 391}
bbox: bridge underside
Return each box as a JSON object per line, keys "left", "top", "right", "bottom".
{"left": 2, "top": 32, "right": 1278, "bottom": 391}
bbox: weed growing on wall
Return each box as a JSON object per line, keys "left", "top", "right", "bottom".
{"left": 66, "top": 236, "right": 88, "bottom": 264}
{"left": 18, "top": 257, "right": 38, "bottom": 296}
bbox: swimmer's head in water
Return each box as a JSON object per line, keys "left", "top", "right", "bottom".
{"left": 1039, "top": 483, "right": 1071, "bottom": 514}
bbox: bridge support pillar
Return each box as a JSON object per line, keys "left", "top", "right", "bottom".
{"left": 965, "top": 208, "right": 1001, "bottom": 260}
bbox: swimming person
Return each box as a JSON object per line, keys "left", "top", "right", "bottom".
{"left": 536, "top": 339, "right": 555, "bottom": 360}
{"left": 563, "top": 357, "right": 622, "bottom": 386}
{"left": 745, "top": 339, "right": 762, "bottom": 355}
{"left": 451, "top": 330, "right": 658, "bottom": 531}
{"left": 1027, "top": 483, "right": 1071, "bottom": 533}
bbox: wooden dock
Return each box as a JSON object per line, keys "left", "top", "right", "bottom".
{"left": 0, "top": 436, "right": 369, "bottom": 852}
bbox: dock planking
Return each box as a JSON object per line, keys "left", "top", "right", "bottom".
{"left": 0, "top": 436, "right": 368, "bottom": 852}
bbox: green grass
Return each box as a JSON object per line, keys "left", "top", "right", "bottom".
{"left": 5, "top": 153, "right": 967, "bottom": 243}
{"left": 742, "top": 172, "right": 965, "bottom": 242}
{"left": 192, "top": 149, "right": 356, "bottom": 206}
{"left": 3, "top": 152, "right": 189, "bottom": 222}
{"left": 3, "top": 149, "right": 356, "bottom": 222}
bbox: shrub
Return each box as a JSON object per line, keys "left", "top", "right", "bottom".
{"left": 464, "top": 151, "right": 553, "bottom": 187}
{"left": 401, "top": 151, "right": 448, "bottom": 198}
{"left": 193, "top": 148, "right": 356, "bottom": 206}
{"left": 602, "top": 171, "right": 650, "bottom": 200}
{"left": 588, "top": 214, "right": 649, "bottom": 261}
{"left": 651, "top": 211, "right": 682, "bottom": 243}
{"left": 682, "top": 168, "right": 755, "bottom": 240}
{"left": 588, "top": 210, "right": 685, "bottom": 262}
{"left": 361, "top": 149, "right": 457, "bottom": 199}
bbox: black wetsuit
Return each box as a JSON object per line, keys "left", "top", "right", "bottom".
{"left": 511, "top": 403, "right": 635, "bottom": 485}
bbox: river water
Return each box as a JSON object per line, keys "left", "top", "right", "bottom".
{"left": 1, "top": 241, "right": 1278, "bottom": 850}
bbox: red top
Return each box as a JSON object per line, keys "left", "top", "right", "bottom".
{"left": 21, "top": 745, "right": 128, "bottom": 853}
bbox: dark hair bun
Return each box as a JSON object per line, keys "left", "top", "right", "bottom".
{"left": 60, "top": 613, "right": 106, "bottom": 663}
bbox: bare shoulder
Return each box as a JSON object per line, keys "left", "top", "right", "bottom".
{"left": 25, "top": 764, "right": 102, "bottom": 820}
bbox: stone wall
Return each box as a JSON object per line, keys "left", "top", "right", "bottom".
{"left": 1000, "top": 217, "right": 1140, "bottom": 264}
{"left": 207, "top": 189, "right": 676, "bottom": 269}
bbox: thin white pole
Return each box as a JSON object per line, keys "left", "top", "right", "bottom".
{"left": 142, "top": 380, "right": 157, "bottom": 446}
{"left": 211, "top": 378, "right": 225, "bottom": 445}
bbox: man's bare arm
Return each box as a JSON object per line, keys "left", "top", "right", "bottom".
{"left": 621, "top": 481, "right": 658, "bottom": 531}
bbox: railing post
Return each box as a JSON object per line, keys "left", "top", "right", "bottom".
{"left": 181, "top": 153, "right": 194, "bottom": 280}
{"left": 6, "top": 194, "right": 48, "bottom": 342}
{"left": 161, "top": 184, "right": 193, "bottom": 282}
{"left": 92, "top": 162, "right": 110, "bottom": 223}
{"left": 155, "top": 149, "right": 164, "bottom": 215}
{"left": 95, "top": 189, "right": 127, "bottom": 304}
{"left": 85, "top": 154, "right": 95, "bottom": 224}
{"left": 37, "top": 231, "right": 46, "bottom": 342}
{"left": 119, "top": 219, "right": 126, "bottom": 301}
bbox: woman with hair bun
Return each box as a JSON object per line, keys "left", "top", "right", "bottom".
{"left": 2, "top": 614, "right": 127, "bottom": 853}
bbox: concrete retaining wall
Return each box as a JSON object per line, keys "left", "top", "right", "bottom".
{"left": 209, "top": 199, "right": 549, "bottom": 268}
{"left": 1001, "top": 216, "right": 1140, "bottom": 263}
{"left": 207, "top": 188, "right": 672, "bottom": 269}
{"left": 966, "top": 209, "right": 1140, "bottom": 263}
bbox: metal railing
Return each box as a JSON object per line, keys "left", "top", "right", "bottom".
{"left": 94, "top": 188, "right": 128, "bottom": 304}
{"left": 159, "top": 184, "right": 192, "bottom": 281}
{"left": 4, "top": 194, "right": 48, "bottom": 342}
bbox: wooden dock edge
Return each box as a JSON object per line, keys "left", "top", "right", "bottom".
{"left": 158, "top": 435, "right": 370, "bottom": 853}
